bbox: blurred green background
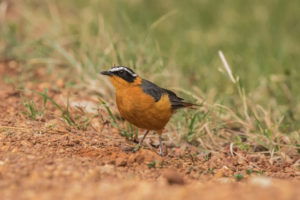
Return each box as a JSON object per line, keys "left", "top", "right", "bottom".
{"left": 1, "top": 0, "right": 300, "bottom": 135}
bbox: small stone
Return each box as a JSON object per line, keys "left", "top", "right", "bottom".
{"left": 217, "top": 177, "right": 232, "bottom": 183}
{"left": 100, "top": 164, "right": 114, "bottom": 174}
{"left": 163, "top": 169, "right": 185, "bottom": 185}
{"left": 116, "top": 158, "right": 127, "bottom": 167}
{"left": 56, "top": 79, "right": 65, "bottom": 88}
{"left": 250, "top": 176, "right": 272, "bottom": 188}
{"left": 135, "top": 154, "right": 145, "bottom": 164}
{"left": 213, "top": 166, "right": 231, "bottom": 179}
{"left": 38, "top": 82, "right": 51, "bottom": 90}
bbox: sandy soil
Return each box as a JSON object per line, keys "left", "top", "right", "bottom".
{"left": 0, "top": 62, "right": 299, "bottom": 200}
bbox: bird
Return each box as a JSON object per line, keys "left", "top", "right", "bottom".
{"left": 101, "top": 66, "right": 198, "bottom": 156}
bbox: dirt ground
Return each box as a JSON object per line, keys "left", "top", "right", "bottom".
{"left": 0, "top": 62, "right": 299, "bottom": 200}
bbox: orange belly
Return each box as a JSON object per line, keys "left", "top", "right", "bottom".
{"left": 116, "top": 86, "right": 172, "bottom": 131}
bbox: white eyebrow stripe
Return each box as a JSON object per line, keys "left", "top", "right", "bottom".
{"left": 109, "top": 67, "right": 137, "bottom": 77}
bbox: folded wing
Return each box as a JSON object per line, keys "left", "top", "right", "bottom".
{"left": 141, "top": 79, "right": 196, "bottom": 110}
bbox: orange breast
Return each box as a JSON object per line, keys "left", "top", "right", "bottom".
{"left": 115, "top": 86, "right": 172, "bottom": 131}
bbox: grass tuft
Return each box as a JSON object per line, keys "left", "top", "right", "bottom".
{"left": 233, "top": 173, "right": 244, "bottom": 181}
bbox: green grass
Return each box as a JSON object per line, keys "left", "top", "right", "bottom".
{"left": 21, "top": 88, "right": 94, "bottom": 130}
{"left": 21, "top": 88, "right": 49, "bottom": 120}
{"left": 0, "top": 0, "right": 299, "bottom": 155}
{"left": 147, "top": 160, "right": 159, "bottom": 169}
{"left": 35, "top": 89, "right": 76, "bottom": 126}
{"left": 234, "top": 173, "right": 244, "bottom": 181}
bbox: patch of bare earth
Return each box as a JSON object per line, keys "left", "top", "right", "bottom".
{"left": 0, "top": 62, "right": 299, "bottom": 200}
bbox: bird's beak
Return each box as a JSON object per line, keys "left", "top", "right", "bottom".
{"left": 101, "top": 71, "right": 112, "bottom": 76}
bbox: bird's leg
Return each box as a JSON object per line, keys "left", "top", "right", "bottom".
{"left": 139, "top": 130, "right": 150, "bottom": 147}
{"left": 134, "top": 130, "right": 150, "bottom": 152}
{"left": 159, "top": 135, "right": 163, "bottom": 156}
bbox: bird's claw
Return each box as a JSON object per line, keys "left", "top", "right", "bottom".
{"left": 159, "top": 150, "right": 163, "bottom": 157}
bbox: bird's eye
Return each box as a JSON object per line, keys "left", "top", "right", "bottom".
{"left": 119, "top": 70, "right": 125, "bottom": 75}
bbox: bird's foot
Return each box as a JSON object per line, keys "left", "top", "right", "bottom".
{"left": 158, "top": 135, "right": 164, "bottom": 157}
{"left": 133, "top": 130, "right": 150, "bottom": 153}
{"left": 158, "top": 149, "right": 163, "bottom": 157}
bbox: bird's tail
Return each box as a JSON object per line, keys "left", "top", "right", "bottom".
{"left": 171, "top": 100, "right": 202, "bottom": 110}
{"left": 182, "top": 102, "right": 201, "bottom": 108}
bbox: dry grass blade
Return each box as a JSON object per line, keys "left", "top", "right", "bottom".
{"left": 218, "top": 50, "right": 236, "bottom": 83}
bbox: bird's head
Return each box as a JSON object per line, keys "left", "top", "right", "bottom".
{"left": 101, "top": 66, "right": 140, "bottom": 89}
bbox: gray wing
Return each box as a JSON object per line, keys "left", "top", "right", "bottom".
{"left": 163, "top": 89, "right": 186, "bottom": 110}
{"left": 141, "top": 79, "right": 187, "bottom": 110}
{"left": 141, "top": 79, "right": 163, "bottom": 102}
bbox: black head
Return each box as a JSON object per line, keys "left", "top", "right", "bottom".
{"left": 101, "top": 66, "right": 137, "bottom": 83}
